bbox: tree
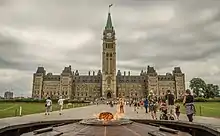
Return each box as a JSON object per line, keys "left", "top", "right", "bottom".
{"left": 213, "top": 85, "right": 220, "bottom": 97}
{"left": 206, "top": 84, "right": 220, "bottom": 98}
{"left": 189, "top": 78, "right": 206, "bottom": 97}
{"left": 205, "top": 84, "right": 214, "bottom": 98}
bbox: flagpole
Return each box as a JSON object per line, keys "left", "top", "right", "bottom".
{"left": 108, "top": 4, "right": 113, "bottom": 13}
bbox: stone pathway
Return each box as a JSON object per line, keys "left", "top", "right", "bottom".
{"left": 0, "top": 104, "right": 220, "bottom": 130}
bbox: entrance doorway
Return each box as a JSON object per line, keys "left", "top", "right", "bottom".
{"left": 107, "top": 92, "right": 112, "bottom": 99}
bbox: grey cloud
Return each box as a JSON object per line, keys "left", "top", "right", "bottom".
{"left": 1, "top": 0, "right": 220, "bottom": 96}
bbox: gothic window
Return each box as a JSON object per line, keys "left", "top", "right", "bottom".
{"left": 107, "top": 78, "right": 111, "bottom": 84}
{"left": 106, "top": 53, "right": 109, "bottom": 57}
{"left": 110, "top": 53, "right": 112, "bottom": 57}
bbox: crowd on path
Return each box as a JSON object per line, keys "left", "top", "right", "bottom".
{"left": 44, "top": 89, "right": 195, "bottom": 123}
{"left": 125, "top": 89, "right": 196, "bottom": 122}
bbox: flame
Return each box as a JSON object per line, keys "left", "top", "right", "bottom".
{"left": 93, "top": 103, "right": 125, "bottom": 121}
{"left": 98, "top": 112, "right": 114, "bottom": 121}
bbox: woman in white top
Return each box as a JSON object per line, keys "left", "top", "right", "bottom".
{"left": 58, "top": 96, "right": 66, "bottom": 115}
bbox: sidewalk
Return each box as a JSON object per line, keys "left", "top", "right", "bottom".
{"left": 0, "top": 104, "right": 219, "bottom": 131}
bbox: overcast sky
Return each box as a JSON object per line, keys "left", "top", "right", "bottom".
{"left": 0, "top": 0, "right": 220, "bottom": 97}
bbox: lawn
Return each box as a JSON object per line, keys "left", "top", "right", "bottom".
{"left": 179, "top": 102, "right": 220, "bottom": 118}
{"left": 0, "top": 102, "right": 88, "bottom": 119}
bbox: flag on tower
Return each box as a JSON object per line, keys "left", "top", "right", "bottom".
{"left": 109, "top": 4, "right": 113, "bottom": 7}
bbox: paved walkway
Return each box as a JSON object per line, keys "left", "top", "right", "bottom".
{"left": 0, "top": 104, "right": 220, "bottom": 130}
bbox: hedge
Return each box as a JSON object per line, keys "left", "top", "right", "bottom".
{"left": 0, "top": 98, "right": 90, "bottom": 104}
{"left": 175, "top": 97, "right": 220, "bottom": 103}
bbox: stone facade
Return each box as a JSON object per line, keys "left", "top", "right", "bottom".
{"left": 32, "top": 11, "right": 185, "bottom": 100}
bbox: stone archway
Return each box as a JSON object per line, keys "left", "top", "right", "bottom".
{"left": 107, "top": 92, "right": 112, "bottom": 99}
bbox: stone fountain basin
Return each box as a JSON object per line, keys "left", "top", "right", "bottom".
{"left": 79, "top": 118, "right": 133, "bottom": 126}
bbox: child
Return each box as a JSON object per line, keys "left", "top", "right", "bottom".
{"left": 175, "top": 103, "right": 180, "bottom": 120}
{"left": 159, "top": 99, "right": 168, "bottom": 120}
{"left": 144, "top": 98, "right": 148, "bottom": 113}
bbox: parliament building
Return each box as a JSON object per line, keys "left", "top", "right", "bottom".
{"left": 32, "top": 11, "right": 185, "bottom": 100}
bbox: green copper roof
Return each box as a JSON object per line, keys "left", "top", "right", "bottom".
{"left": 105, "top": 13, "right": 113, "bottom": 29}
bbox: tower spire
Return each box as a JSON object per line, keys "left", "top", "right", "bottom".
{"left": 106, "top": 4, "right": 113, "bottom": 29}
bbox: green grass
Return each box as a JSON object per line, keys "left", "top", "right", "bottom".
{"left": 0, "top": 102, "right": 88, "bottom": 119}
{"left": 179, "top": 102, "right": 220, "bottom": 118}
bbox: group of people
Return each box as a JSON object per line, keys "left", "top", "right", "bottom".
{"left": 45, "top": 96, "right": 66, "bottom": 115}
{"left": 44, "top": 89, "right": 195, "bottom": 123}
{"left": 135, "top": 89, "right": 195, "bottom": 122}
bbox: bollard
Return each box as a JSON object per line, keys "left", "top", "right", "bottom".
{"left": 199, "top": 106, "right": 202, "bottom": 116}
{"left": 19, "top": 106, "right": 22, "bottom": 116}
{"left": 15, "top": 109, "right": 17, "bottom": 116}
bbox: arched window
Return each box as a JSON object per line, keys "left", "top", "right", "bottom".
{"left": 107, "top": 78, "right": 111, "bottom": 84}
{"left": 106, "top": 53, "right": 109, "bottom": 57}
{"left": 110, "top": 53, "right": 112, "bottom": 57}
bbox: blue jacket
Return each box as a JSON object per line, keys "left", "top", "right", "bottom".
{"left": 144, "top": 99, "right": 148, "bottom": 107}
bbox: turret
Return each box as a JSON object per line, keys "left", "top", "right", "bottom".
{"left": 117, "top": 70, "right": 121, "bottom": 76}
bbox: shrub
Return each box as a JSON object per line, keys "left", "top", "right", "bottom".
{"left": 194, "top": 97, "right": 207, "bottom": 102}
{"left": 206, "top": 98, "right": 220, "bottom": 102}
{"left": 0, "top": 98, "right": 90, "bottom": 103}
{"left": 0, "top": 98, "right": 45, "bottom": 103}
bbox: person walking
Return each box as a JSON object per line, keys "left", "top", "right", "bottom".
{"left": 148, "top": 91, "right": 157, "bottom": 120}
{"left": 45, "top": 97, "right": 52, "bottom": 115}
{"left": 58, "top": 96, "right": 66, "bottom": 115}
{"left": 119, "top": 98, "right": 125, "bottom": 113}
{"left": 133, "top": 100, "right": 138, "bottom": 113}
{"left": 144, "top": 98, "right": 149, "bottom": 113}
{"left": 183, "top": 89, "right": 196, "bottom": 122}
{"left": 166, "top": 90, "right": 176, "bottom": 120}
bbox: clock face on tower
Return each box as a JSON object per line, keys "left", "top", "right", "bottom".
{"left": 106, "top": 32, "right": 112, "bottom": 38}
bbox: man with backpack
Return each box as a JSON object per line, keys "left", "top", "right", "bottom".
{"left": 165, "top": 90, "right": 176, "bottom": 120}
{"left": 45, "top": 97, "right": 52, "bottom": 115}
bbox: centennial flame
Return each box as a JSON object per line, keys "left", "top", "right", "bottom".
{"left": 93, "top": 105, "right": 125, "bottom": 121}
{"left": 93, "top": 99, "right": 125, "bottom": 121}
{"left": 98, "top": 112, "right": 114, "bottom": 121}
